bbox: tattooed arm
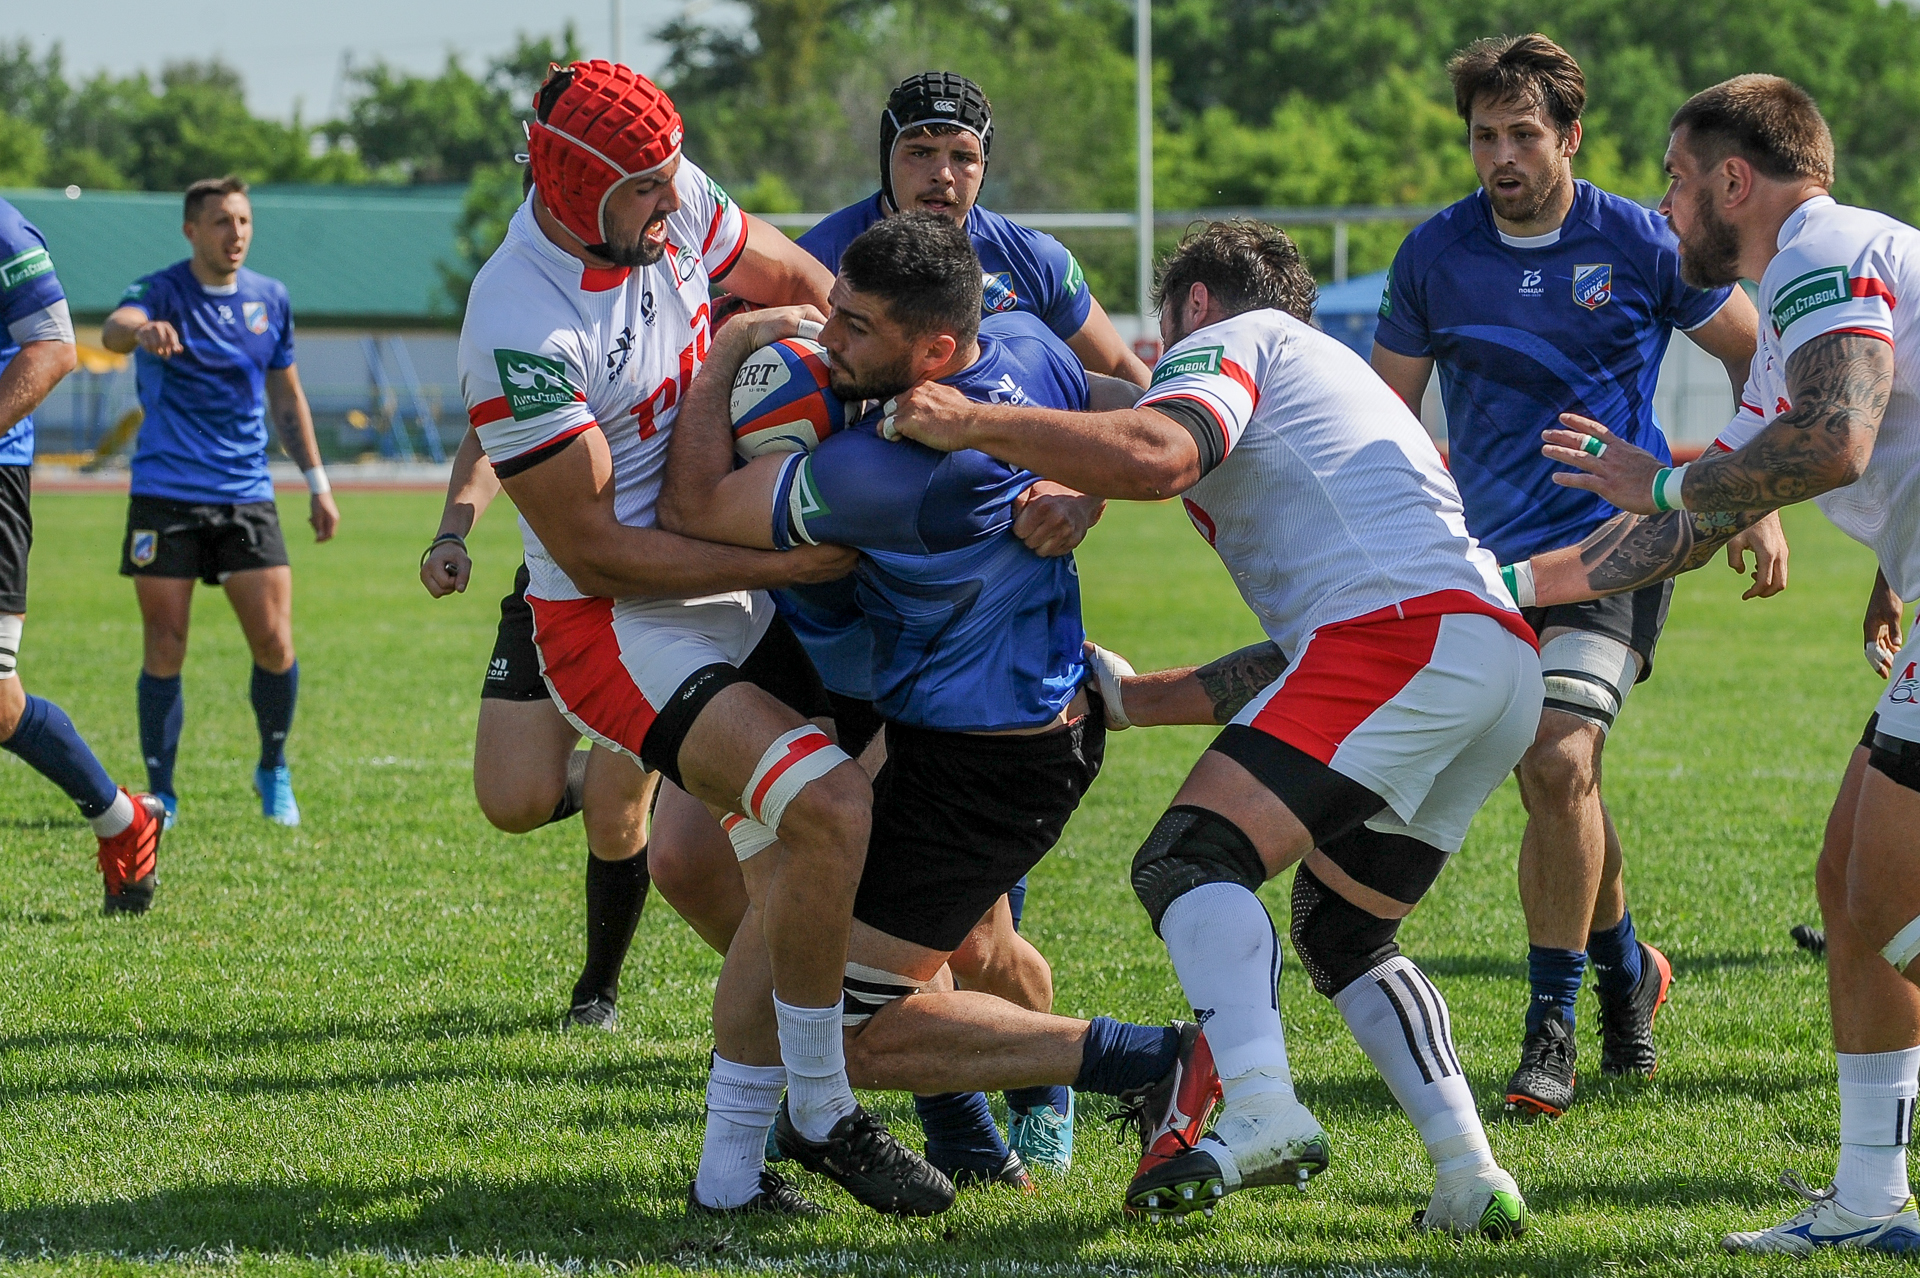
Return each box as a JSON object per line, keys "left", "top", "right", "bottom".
{"left": 1528, "top": 331, "right": 1893, "bottom": 606}
{"left": 1116, "top": 640, "right": 1290, "bottom": 727}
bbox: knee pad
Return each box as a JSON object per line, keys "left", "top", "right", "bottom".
{"left": 742, "top": 725, "right": 850, "bottom": 835}
{"left": 1290, "top": 864, "right": 1404, "bottom": 998}
{"left": 1539, "top": 630, "right": 1638, "bottom": 734}
{"left": 1131, "top": 804, "right": 1266, "bottom": 935}
{"left": 1318, "top": 825, "right": 1452, "bottom": 909}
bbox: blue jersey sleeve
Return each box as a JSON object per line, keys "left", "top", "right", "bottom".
{"left": 0, "top": 221, "right": 66, "bottom": 328}
{"left": 1016, "top": 228, "right": 1093, "bottom": 340}
{"left": 269, "top": 286, "right": 296, "bottom": 369}
{"left": 773, "top": 431, "right": 938, "bottom": 554}
{"left": 1664, "top": 260, "right": 1733, "bottom": 332}
{"left": 1372, "top": 241, "right": 1432, "bottom": 357}
{"left": 117, "top": 269, "right": 170, "bottom": 320}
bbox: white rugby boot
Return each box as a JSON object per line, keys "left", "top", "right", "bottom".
{"left": 1413, "top": 1164, "right": 1529, "bottom": 1239}
{"left": 1125, "top": 1086, "right": 1329, "bottom": 1221}
{"left": 1723, "top": 1172, "right": 1920, "bottom": 1256}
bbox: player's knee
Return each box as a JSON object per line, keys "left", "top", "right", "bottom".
{"left": 751, "top": 730, "right": 868, "bottom": 861}
{"left": 1517, "top": 727, "right": 1599, "bottom": 802}
{"left": 474, "top": 788, "right": 553, "bottom": 834}
{"left": 1131, "top": 804, "right": 1268, "bottom": 935}
{"left": 1289, "top": 863, "right": 1403, "bottom": 998}
{"left": 1815, "top": 836, "right": 1852, "bottom": 922}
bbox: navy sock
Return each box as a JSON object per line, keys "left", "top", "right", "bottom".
{"left": 1073, "top": 1016, "right": 1179, "bottom": 1096}
{"left": 1007, "top": 875, "right": 1028, "bottom": 931}
{"left": 913, "top": 1091, "right": 1008, "bottom": 1176}
{"left": 137, "top": 672, "right": 183, "bottom": 795}
{"left": 1587, "top": 909, "right": 1645, "bottom": 999}
{"left": 1527, "top": 944, "right": 1586, "bottom": 1034}
{"left": 2, "top": 694, "right": 118, "bottom": 818}
{"left": 250, "top": 661, "right": 298, "bottom": 770}
{"left": 1005, "top": 1084, "right": 1071, "bottom": 1117}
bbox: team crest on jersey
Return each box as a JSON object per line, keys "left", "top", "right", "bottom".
{"left": 130, "top": 530, "right": 158, "bottom": 567}
{"left": 1894, "top": 662, "right": 1920, "bottom": 705}
{"left": 1573, "top": 264, "right": 1613, "bottom": 310}
{"left": 242, "top": 301, "right": 269, "bottom": 334}
{"left": 982, "top": 272, "right": 1019, "bottom": 313}
{"left": 670, "top": 243, "right": 699, "bottom": 285}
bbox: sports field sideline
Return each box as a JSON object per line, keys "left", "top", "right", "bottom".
{"left": 0, "top": 490, "right": 1899, "bottom": 1277}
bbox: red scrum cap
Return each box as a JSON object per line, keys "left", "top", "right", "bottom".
{"left": 528, "top": 60, "right": 684, "bottom": 249}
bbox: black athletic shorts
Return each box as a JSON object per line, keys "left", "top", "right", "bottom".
{"left": 1521, "top": 579, "right": 1673, "bottom": 683}
{"left": 0, "top": 464, "right": 30, "bottom": 614}
{"left": 639, "top": 613, "right": 835, "bottom": 785}
{"left": 828, "top": 690, "right": 886, "bottom": 758}
{"left": 120, "top": 494, "right": 289, "bottom": 584}
{"left": 854, "top": 712, "right": 1104, "bottom": 952}
{"left": 482, "top": 562, "right": 548, "bottom": 702}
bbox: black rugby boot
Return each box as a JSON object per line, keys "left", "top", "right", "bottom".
{"left": 774, "top": 1099, "right": 956, "bottom": 1216}
{"left": 1597, "top": 941, "right": 1673, "bottom": 1077}
{"left": 686, "top": 1167, "right": 827, "bottom": 1217}
{"left": 1503, "top": 1012, "right": 1577, "bottom": 1120}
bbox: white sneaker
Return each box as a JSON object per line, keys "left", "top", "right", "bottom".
{"left": 1723, "top": 1172, "right": 1920, "bottom": 1255}
{"left": 1414, "top": 1165, "right": 1529, "bottom": 1239}
{"left": 1122, "top": 1090, "right": 1329, "bottom": 1220}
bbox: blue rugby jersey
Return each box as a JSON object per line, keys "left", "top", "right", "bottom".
{"left": 771, "top": 311, "right": 1088, "bottom": 731}
{"left": 800, "top": 194, "right": 1093, "bottom": 342}
{"left": 1375, "top": 181, "right": 1733, "bottom": 562}
{"left": 0, "top": 199, "right": 69, "bottom": 466}
{"left": 117, "top": 261, "right": 296, "bottom": 504}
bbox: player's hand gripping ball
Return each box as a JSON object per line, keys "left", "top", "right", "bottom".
{"left": 730, "top": 337, "right": 847, "bottom": 460}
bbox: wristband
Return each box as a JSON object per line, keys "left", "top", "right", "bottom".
{"left": 304, "top": 466, "right": 331, "bottom": 496}
{"left": 1500, "top": 561, "right": 1537, "bottom": 609}
{"left": 1651, "top": 463, "right": 1689, "bottom": 513}
{"left": 421, "top": 532, "right": 465, "bottom": 567}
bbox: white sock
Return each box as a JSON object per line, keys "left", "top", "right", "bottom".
{"left": 1161, "top": 882, "right": 1295, "bottom": 1103}
{"left": 1835, "top": 1047, "right": 1920, "bottom": 1216}
{"left": 1335, "top": 956, "right": 1494, "bottom": 1180}
{"left": 692, "top": 1055, "right": 786, "bottom": 1209}
{"left": 87, "top": 790, "right": 135, "bottom": 839}
{"left": 774, "top": 995, "right": 857, "bottom": 1142}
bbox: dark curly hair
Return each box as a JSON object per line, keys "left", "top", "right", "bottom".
{"left": 840, "top": 211, "right": 985, "bottom": 343}
{"left": 1152, "top": 220, "right": 1317, "bottom": 323}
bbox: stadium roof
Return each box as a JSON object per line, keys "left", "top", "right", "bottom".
{"left": 0, "top": 185, "right": 466, "bottom": 327}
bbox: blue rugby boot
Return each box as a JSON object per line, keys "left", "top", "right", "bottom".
{"left": 1008, "top": 1089, "right": 1074, "bottom": 1174}
{"left": 254, "top": 764, "right": 300, "bottom": 827}
{"left": 1724, "top": 1173, "right": 1920, "bottom": 1255}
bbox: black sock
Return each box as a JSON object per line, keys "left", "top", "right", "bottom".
{"left": 572, "top": 848, "right": 648, "bottom": 1007}
{"left": 546, "top": 751, "right": 588, "bottom": 826}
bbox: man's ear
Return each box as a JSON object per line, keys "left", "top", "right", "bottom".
{"left": 917, "top": 331, "right": 959, "bottom": 373}
{"left": 1562, "top": 119, "right": 1583, "bottom": 159}
{"left": 1722, "top": 154, "right": 1755, "bottom": 211}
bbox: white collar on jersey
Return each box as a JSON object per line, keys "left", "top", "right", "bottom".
{"left": 198, "top": 280, "right": 239, "bottom": 296}
{"left": 1778, "top": 194, "right": 1838, "bottom": 250}
{"left": 1497, "top": 226, "right": 1562, "bottom": 248}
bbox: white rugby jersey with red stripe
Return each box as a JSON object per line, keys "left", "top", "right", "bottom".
{"left": 1137, "top": 308, "right": 1521, "bottom": 658}
{"left": 1712, "top": 196, "right": 1920, "bottom": 600}
{"left": 457, "top": 158, "right": 747, "bottom": 601}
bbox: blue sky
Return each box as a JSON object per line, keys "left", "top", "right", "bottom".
{"left": 8, "top": 1, "right": 744, "bottom": 122}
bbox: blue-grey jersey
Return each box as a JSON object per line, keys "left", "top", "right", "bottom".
{"left": 771, "top": 311, "right": 1088, "bottom": 731}
{"left": 0, "top": 200, "right": 69, "bottom": 467}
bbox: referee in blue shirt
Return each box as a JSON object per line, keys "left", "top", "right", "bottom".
{"left": 102, "top": 176, "right": 338, "bottom": 829}
{"left": 1371, "top": 35, "right": 1777, "bottom": 1118}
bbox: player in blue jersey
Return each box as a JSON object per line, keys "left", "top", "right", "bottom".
{"left": 1370, "top": 35, "right": 1774, "bottom": 1118}
{"left": 0, "top": 197, "right": 169, "bottom": 913}
{"left": 102, "top": 176, "right": 338, "bottom": 829}
{"left": 660, "top": 213, "right": 1218, "bottom": 1213}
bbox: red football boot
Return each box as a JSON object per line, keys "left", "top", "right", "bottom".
{"left": 97, "top": 790, "right": 163, "bottom": 915}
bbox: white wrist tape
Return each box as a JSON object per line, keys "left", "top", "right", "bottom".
{"left": 304, "top": 466, "right": 331, "bottom": 496}
{"left": 1083, "top": 641, "right": 1136, "bottom": 730}
{"left": 1652, "top": 463, "right": 1689, "bottom": 513}
{"left": 1500, "top": 561, "right": 1537, "bottom": 609}
{"left": 796, "top": 319, "right": 823, "bottom": 341}
{"left": 721, "top": 813, "right": 780, "bottom": 862}
{"left": 741, "top": 725, "right": 848, "bottom": 834}
{"left": 1882, "top": 913, "right": 1920, "bottom": 974}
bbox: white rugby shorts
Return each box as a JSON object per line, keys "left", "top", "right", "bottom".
{"left": 526, "top": 591, "right": 774, "bottom": 766}
{"left": 1877, "top": 630, "right": 1920, "bottom": 745}
{"left": 1231, "top": 595, "right": 1545, "bottom": 853}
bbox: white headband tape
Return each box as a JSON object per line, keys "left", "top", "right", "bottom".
{"left": 741, "top": 725, "right": 848, "bottom": 834}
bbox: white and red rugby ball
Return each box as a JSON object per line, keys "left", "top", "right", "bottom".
{"left": 730, "top": 337, "right": 847, "bottom": 460}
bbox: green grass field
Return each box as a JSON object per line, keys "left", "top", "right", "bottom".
{"left": 0, "top": 491, "right": 1902, "bottom": 1277}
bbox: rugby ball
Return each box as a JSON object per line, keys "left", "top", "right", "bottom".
{"left": 731, "top": 337, "right": 847, "bottom": 460}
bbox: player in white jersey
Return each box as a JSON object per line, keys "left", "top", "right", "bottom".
{"left": 458, "top": 61, "right": 950, "bottom": 1218}
{"left": 1519, "top": 76, "right": 1920, "bottom": 1257}
{"left": 887, "top": 220, "right": 1545, "bottom": 1233}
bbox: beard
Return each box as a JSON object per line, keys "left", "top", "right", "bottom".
{"left": 598, "top": 216, "right": 670, "bottom": 268}
{"left": 829, "top": 351, "right": 917, "bottom": 404}
{"left": 1484, "top": 164, "right": 1561, "bottom": 225}
{"left": 1675, "top": 189, "right": 1744, "bottom": 288}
